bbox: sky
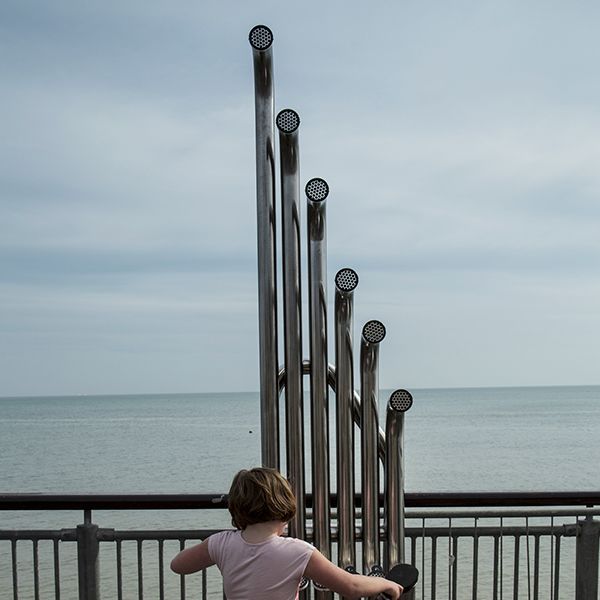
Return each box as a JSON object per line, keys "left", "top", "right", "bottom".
{"left": 1, "top": 0, "right": 599, "bottom": 396}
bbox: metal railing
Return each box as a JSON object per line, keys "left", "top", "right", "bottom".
{"left": 2, "top": 491, "right": 600, "bottom": 600}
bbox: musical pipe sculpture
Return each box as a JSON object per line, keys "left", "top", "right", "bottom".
{"left": 248, "top": 26, "right": 414, "bottom": 591}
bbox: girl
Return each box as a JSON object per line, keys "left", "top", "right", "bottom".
{"left": 171, "top": 467, "right": 403, "bottom": 599}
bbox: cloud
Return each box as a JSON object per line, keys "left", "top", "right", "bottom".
{"left": 1, "top": 0, "right": 599, "bottom": 395}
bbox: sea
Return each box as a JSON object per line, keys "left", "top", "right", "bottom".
{"left": 1, "top": 385, "right": 599, "bottom": 598}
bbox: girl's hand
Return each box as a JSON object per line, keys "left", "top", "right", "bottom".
{"left": 381, "top": 583, "right": 404, "bottom": 599}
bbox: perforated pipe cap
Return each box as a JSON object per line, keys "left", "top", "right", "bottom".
{"left": 299, "top": 577, "right": 310, "bottom": 591}
{"left": 389, "top": 389, "right": 413, "bottom": 412}
{"left": 335, "top": 268, "right": 359, "bottom": 293}
{"left": 305, "top": 178, "right": 329, "bottom": 202}
{"left": 362, "top": 320, "right": 386, "bottom": 344}
{"left": 276, "top": 109, "right": 300, "bottom": 134}
{"left": 249, "top": 25, "right": 273, "bottom": 50}
{"left": 313, "top": 581, "right": 330, "bottom": 592}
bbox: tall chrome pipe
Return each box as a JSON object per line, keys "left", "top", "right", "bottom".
{"left": 306, "top": 178, "right": 331, "bottom": 565}
{"left": 249, "top": 25, "right": 279, "bottom": 469}
{"left": 360, "top": 320, "right": 386, "bottom": 573}
{"left": 352, "top": 393, "right": 386, "bottom": 461}
{"left": 277, "top": 108, "right": 305, "bottom": 540}
{"left": 334, "top": 268, "right": 359, "bottom": 570}
{"left": 384, "top": 389, "right": 413, "bottom": 571}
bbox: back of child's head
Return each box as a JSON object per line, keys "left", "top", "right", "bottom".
{"left": 228, "top": 467, "right": 296, "bottom": 530}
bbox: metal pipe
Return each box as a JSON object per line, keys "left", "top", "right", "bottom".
{"left": 279, "top": 362, "right": 388, "bottom": 462}
{"left": 307, "top": 178, "right": 331, "bottom": 565}
{"left": 360, "top": 319, "right": 386, "bottom": 573}
{"left": 249, "top": 25, "right": 279, "bottom": 470}
{"left": 352, "top": 389, "right": 386, "bottom": 462}
{"left": 334, "top": 268, "right": 359, "bottom": 571}
{"left": 277, "top": 108, "right": 305, "bottom": 540}
{"left": 384, "top": 389, "right": 413, "bottom": 571}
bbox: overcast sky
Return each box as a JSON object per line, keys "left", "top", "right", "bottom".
{"left": 1, "top": 0, "right": 599, "bottom": 396}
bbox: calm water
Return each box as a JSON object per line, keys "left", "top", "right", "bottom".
{"left": 2, "top": 385, "right": 599, "bottom": 497}
{"left": 1, "top": 385, "right": 599, "bottom": 598}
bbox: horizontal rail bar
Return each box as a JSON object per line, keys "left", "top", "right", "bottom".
{"left": 0, "top": 494, "right": 229, "bottom": 510}
{"left": 2, "top": 491, "right": 600, "bottom": 510}
{"left": 100, "top": 530, "right": 224, "bottom": 541}
{"left": 406, "top": 491, "right": 600, "bottom": 507}
{"left": 0, "top": 530, "right": 76, "bottom": 541}
{"left": 0, "top": 524, "right": 578, "bottom": 543}
{"left": 407, "top": 508, "right": 600, "bottom": 519}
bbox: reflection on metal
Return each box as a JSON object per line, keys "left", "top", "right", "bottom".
{"left": 360, "top": 320, "right": 386, "bottom": 572}
{"left": 249, "top": 25, "right": 279, "bottom": 470}
{"left": 249, "top": 25, "right": 413, "bottom": 582}
{"left": 277, "top": 108, "right": 305, "bottom": 541}
{"left": 334, "top": 268, "right": 358, "bottom": 571}
{"left": 307, "top": 178, "right": 331, "bottom": 566}
{"left": 385, "top": 389, "right": 413, "bottom": 571}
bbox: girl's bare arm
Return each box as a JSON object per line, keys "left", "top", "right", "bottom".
{"left": 303, "top": 550, "right": 403, "bottom": 599}
{"left": 170, "top": 539, "right": 215, "bottom": 575}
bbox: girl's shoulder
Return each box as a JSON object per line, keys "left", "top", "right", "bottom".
{"left": 208, "top": 529, "right": 238, "bottom": 551}
{"left": 207, "top": 529, "right": 240, "bottom": 565}
{"left": 273, "top": 535, "right": 314, "bottom": 554}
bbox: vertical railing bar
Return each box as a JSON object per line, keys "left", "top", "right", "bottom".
{"left": 202, "top": 568, "right": 207, "bottom": 600}
{"left": 472, "top": 517, "right": 479, "bottom": 600}
{"left": 493, "top": 535, "right": 499, "bottom": 600}
{"left": 533, "top": 534, "right": 540, "bottom": 600}
{"left": 137, "top": 540, "right": 143, "bottom": 600}
{"left": 158, "top": 540, "right": 165, "bottom": 600}
{"left": 525, "top": 517, "right": 531, "bottom": 600}
{"left": 179, "top": 540, "right": 186, "bottom": 600}
{"left": 53, "top": 538, "right": 61, "bottom": 600}
{"left": 512, "top": 535, "right": 520, "bottom": 600}
{"left": 431, "top": 535, "right": 437, "bottom": 600}
{"left": 116, "top": 539, "right": 123, "bottom": 600}
{"left": 420, "top": 518, "right": 425, "bottom": 600}
{"left": 11, "top": 539, "right": 19, "bottom": 600}
{"left": 451, "top": 536, "right": 458, "bottom": 600}
{"left": 553, "top": 534, "right": 561, "bottom": 600}
{"left": 499, "top": 518, "right": 504, "bottom": 600}
{"left": 33, "top": 540, "right": 40, "bottom": 600}
{"left": 549, "top": 518, "right": 554, "bottom": 600}
{"left": 448, "top": 519, "right": 452, "bottom": 600}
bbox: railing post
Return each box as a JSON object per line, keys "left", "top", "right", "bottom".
{"left": 77, "top": 510, "right": 100, "bottom": 600}
{"left": 576, "top": 515, "right": 600, "bottom": 600}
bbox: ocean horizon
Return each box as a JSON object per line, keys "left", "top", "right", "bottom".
{"left": 2, "top": 384, "right": 599, "bottom": 496}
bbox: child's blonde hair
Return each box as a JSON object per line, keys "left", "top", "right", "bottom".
{"left": 228, "top": 467, "right": 296, "bottom": 530}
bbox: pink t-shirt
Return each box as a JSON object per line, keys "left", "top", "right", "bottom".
{"left": 208, "top": 530, "right": 315, "bottom": 600}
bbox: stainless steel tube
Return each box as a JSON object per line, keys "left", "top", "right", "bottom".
{"left": 249, "top": 25, "right": 279, "bottom": 470}
{"left": 352, "top": 390, "right": 386, "bottom": 462}
{"left": 360, "top": 319, "right": 386, "bottom": 573}
{"left": 277, "top": 108, "right": 305, "bottom": 540}
{"left": 384, "top": 389, "right": 413, "bottom": 571}
{"left": 307, "top": 178, "right": 331, "bottom": 564}
{"left": 334, "top": 268, "right": 359, "bottom": 571}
